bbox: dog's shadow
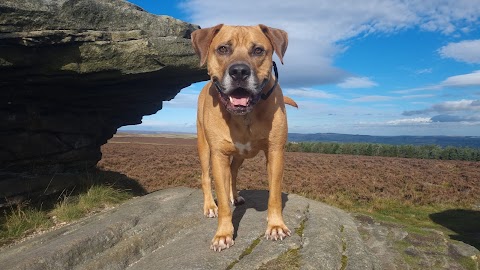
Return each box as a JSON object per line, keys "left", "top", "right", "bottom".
{"left": 232, "top": 190, "right": 288, "bottom": 239}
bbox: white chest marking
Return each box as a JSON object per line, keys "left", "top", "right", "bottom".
{"left": 234, "top": 142, "right": 252, "bottom": 155}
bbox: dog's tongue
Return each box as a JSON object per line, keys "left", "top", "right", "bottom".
{"left": 229, "top": 96, "right": 249, "bottom": 106}
{"left": 229, "top": 89, "right": 251, "bottom": 106}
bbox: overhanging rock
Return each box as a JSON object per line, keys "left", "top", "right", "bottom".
{"left": 0, "top": 0, "right": 207, "bottom": 198}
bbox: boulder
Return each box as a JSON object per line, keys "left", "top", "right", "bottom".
{"left": 0, "top": 188, "right": 376, "bottom": 270}
{"left": 1, "top": 189, "right": 477, "bottom": 269}
{"left": 0, "top": 0, "right": 207, "bottom": 199}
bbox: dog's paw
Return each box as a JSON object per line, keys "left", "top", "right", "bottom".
{"left": 232, "top": 195, "right": 245, "bottom": 206}
{"left": 204, "top": 203, "right": 218, "bottom": 218}
{"left": 265, "top": 224, "right": 291, "bottom": 241}
{"left": 210, "top": 234, "right": 234, "bottom": 252}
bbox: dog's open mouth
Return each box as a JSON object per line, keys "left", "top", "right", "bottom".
{"left": 219, "top": 88, "right": 261, "bottom": 115}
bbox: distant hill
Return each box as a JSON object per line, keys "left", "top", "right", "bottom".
{"left": 120, "top": 130, "right": 480, "bottom": 148}
{"left": 119, "top": 130, "right": 196, "bottom": 136}
{"left": 288, "top": 133, "right": 480, "bottom": 148}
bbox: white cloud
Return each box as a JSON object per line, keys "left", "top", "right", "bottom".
{"left": 431, "top": 114, "right": 480, "bottom": 123}
{"left": 402, "top": 99, "right": 480, "bottom": 125}
{"left": 441, "top": 70, "right": 480, "bottom": 87}
{"left": 164, "top": 92, "right": 198, "bottom": 108}
{"left": 438, "top": 39, "right": 480, "bottom": 63}
{"left": 393, "top": 70, "right": 480, "bottom": 94}
{"left": 410, "top": 1, "right": 480, "bottom": 34}
{"left": 386, "top": 117, "right": 432, "bottom": 125}
{"left": 162, "top": 82, "right": 205, "bottom": 108}
{"left": 415, "top": 68, "right": 433, "bottom": 75}
{"left": 122, "top": 118, "right": 197, "bottom": 133}
{"left": 432, "top": 99, "right": 480, "bottom": 112}
{"left": 337, "top": 77, "right": 378, "bottom": 89}
{"left": 351, "top": 119, "right": 480, "bottom": 135}
{"left": 284, "top": 88, "right": 337, "bottom": 99}
{"left": 181, "top": 0, "right": 480, "bottom": 87}
{"left": 392, "top": 85, "right": 442, "bottom": 94}
{"left": 351, "top": 95, "right": 394, "bottom": 102}
{"left": 402, "top": 94, "right": 436, "bottom": 99}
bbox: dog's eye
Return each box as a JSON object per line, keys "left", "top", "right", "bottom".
{"left": 253, "top": 47, "right": 264, "bottom": 55}
{"left": 217, "top": 46, "right": 229, "bottom": 54}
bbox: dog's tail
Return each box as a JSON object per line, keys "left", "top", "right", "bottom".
{"left": 283, "top": 96, "right": 298, "bottom": 108}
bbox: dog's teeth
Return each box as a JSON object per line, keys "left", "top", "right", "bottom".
{"left": 229, "top": 96, "right": 234, "bottom": 103}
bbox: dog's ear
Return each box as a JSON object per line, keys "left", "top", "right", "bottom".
{"left": 191, "top": 24, "right": 224, "bottom": 67}
{"left": 259, "top": 24, "right": 288, "bottom": 64}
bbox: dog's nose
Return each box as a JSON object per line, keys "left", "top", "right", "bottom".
{"left": 229, "top": 63, "right": 251, "bottom": 81}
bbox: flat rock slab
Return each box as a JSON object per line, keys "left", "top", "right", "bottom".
{"left": 0, "top": 187, "right": 377, "bottom": 269}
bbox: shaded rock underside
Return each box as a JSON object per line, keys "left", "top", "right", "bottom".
{"left": 0, "top": 0, "right": 208, "bottom": 199}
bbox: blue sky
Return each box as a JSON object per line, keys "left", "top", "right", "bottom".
{"left": 123, "top": 0, "right": 480, "bottom": 136}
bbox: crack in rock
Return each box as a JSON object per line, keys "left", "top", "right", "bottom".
{"left": 340, "top": 225, "right": 348, "bottom": 270}
{"left": 226, "top": 235, "right": 263, "bottom": 270}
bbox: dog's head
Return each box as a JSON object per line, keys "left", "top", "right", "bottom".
{"left": 192, "top": 24, "right": 288, "bottom": 115}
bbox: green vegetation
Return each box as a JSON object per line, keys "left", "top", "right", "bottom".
{"left": 324, "top": 192, "right": 460, "bottom": 228}
{"left": 0, "top": 206, "right": 52, "bottom": 245}
{"left": 458, "top": 255, "right": 479, "bottom": 270}
{"left": 321, "top": 192, "right": 480, "bottom": 250}
{"left": 295, "top": 216, "right": 307, "bottom": 237}
{"left": 53, "top": 185, "right": 132, "bottom": 222}
{"left": 1, "top": 185, "right": 132, "bottom": 246}
{"left": 285, "top": 142, "right": 480, "bottom": 161}
{"left": 259, "top": 248, "right": 301, "bottom": 270}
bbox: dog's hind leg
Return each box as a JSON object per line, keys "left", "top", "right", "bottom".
{"left": 198, "top": 126, "right": 217, "bottom": 218}
{"left": 230, "top": 157, "right": 245, "bottom": 206}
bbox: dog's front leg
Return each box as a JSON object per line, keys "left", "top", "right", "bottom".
{"left": 265, "top": 149, "right": 291, "bottom": 240}
{"left": 210, "top": 152, "right": 234, "bottom": 251}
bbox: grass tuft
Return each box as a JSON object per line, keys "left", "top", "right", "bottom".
{"left": 52, "top": 197, "right": 85, "bottom": 222}
{"left": 0, "top": 205, "right": 52, "bottom": 246}
{"left": 52, "top": 185, "right": 132, "bottom": 222}
{"left": 1, "top": 185, "right": 132, "bottom": 246}
{"left": 322, "top": 192, "right": 466, "bottom": 230}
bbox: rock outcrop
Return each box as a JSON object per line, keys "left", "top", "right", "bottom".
{"left": 0, "top": 0, "right": 207, "bottom": 198}
{"left": 1, "top": 188, "right": 477, "bottom": 269}
{"left": 0, "top": 188, "right": 373, "bottom": 270}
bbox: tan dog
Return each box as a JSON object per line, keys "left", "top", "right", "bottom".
{"left": 192, "top": 24, "right": 297, "bottom": 252}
